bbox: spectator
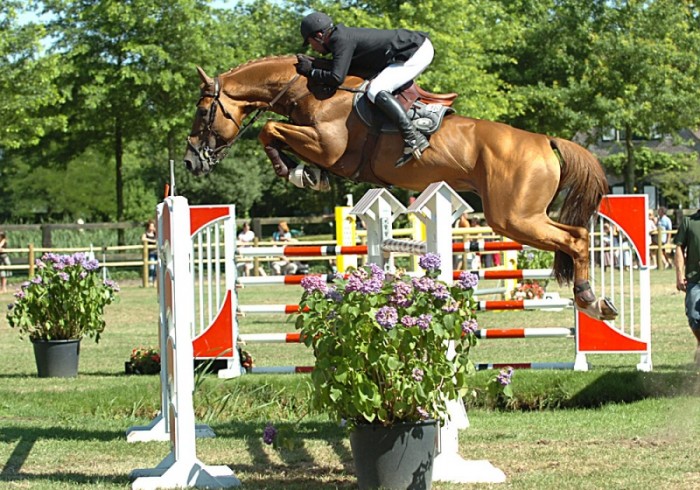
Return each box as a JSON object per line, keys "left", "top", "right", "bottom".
{"left": 0, "top": 231, "right": 11, "bottom": 293}
{"left": 648, "top": 210, "right": 658, "bottom": 269}
{"left": 141, "top": 220, "right": 157, "bottom": 286}
{"left": 453, "top": 211, "right": 474, "bottom": 270}
{"left": 657, "top": 207, "right": 673, "bottom": 269}
{"left": 673, "top": 209, "right": 700, "bottom": 366}
{"left": 237, "top": 222, "right": 259, "bottom": 277}
{"left": 272, "top": 221, "right": 298, "bottom": 275}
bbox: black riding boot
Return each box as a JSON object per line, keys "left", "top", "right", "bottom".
{"left": 375, "top": 91, "right": 430, "bottom": 167}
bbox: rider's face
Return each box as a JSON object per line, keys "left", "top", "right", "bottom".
{"left": 308, "top": 36, "right": 327, "bottom": 54}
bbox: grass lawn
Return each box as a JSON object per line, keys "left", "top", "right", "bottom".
{"left": 0, "top": 268, "right": 698, "bottom": 489}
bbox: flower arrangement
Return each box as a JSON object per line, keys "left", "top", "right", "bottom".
{"left": 512, "top": 281, "right": 545, "bottom": 300}
{"left": 6, "top": 252, "right": 119, "bottom": 342}
{"left": 127, "top": 346, "right": 161, "bottom": 375}
{"left": 512, "top": 250, "right": 554, "bottom": 300}
{"left": 295, "top": 253, "right": 483, "bottom": 427}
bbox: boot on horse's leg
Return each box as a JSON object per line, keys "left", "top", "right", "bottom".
{"left": 374, "top": 91, "right": 429, "bottom": 167}
{"left": 265, "top": 143, "right": 330, "bottom": 192}
{"left": 264, "top": 144, "right": 289, "bottom": 178}
{"left": 573, "top": 280, "right": 618, "bottom": 321}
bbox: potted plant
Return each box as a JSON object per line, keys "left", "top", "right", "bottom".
{"left": 295, "top": 253, "right": 482, "bottom": 490}
{"left": 6, "top": 252, "right": 119, "bottom": 378}
{"left": 125, "top": 346, "right": 161, "bottom": 375}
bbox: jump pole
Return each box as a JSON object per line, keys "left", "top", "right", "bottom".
{"left": 129, "top": 196, "right": 240, "bottom": 489}
{"left": 351, "top": 182, "right": 506, "bottom": 484}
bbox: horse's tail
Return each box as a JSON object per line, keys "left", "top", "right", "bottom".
{"left": 550, "top": 137, "right": 608, "bottom": 284}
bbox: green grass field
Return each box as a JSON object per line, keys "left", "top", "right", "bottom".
{"left": 0, "top": 269, "right": 698, "bottom": 489}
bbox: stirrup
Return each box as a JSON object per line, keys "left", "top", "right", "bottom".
{"left": 395, "top": 137, "right": 430, "bottom": 168}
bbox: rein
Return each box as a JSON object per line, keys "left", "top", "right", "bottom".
{"left": 187, "top": 74, "right": 301, "bottom": 165}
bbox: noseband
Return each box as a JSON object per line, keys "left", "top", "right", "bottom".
{"left": 187, "top": 74, "right": 301, "bottom": 169}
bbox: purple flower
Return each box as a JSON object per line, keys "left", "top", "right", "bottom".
{"left": 83, "top": 259, "right": 100, "bottom": 271}
{"left": 14, "top": 290, "right": 25, "bottom": 299}
{"left": 391, "top": 281, "right": 413, "bottom": 307}
{"left": 345, "top": 274, "right": 364, "bottom": 293}
{"left": 58, "top": 272, "right": 70, "bottom": 281}
{"left": 419, "top": 253, "right": 441, "bottom": 272}
{"left": 20, "top": 281, "right": 30, "bottom": 290}
{"left": 461, "top": 319, "right": 478, "bottom": 335}
{"left": 35, "top": 259, "right": 46, "bottom": 270}
{"left": 457, "top": 271, "right": 479, "bottom": 290}
{"left": 368, "top": 263, "right": 386, "bottom": 281}
{"left": 104, "top": 279, "right": 120, "bottom": 292}
{"left": 412, "top": 276, "right": 434, "bottom": 293}
{"left": 263, "top": 423, "right": 277, "bottom": 445}
{"left": 496, "top": 367, "right": 514, "bottom": 386}
{"left": 416, "top": 314, "right": 432, "bottom": 330}
{"left": 301, "top": 275, "right": 328, "bottom": 294}
{"left": 401, "top": 315, "right": 418, "bottom": 328}
{"left": 431, "top": 283, "right": 450, "bottom": 300}
{"left": 416, "top": 407, "right": 430, "bottom": 420}
{"left": 360, "top": 276, "right": 383, "bottom": 294}
{"left": 376, "top": 306, "right": 398, "bottom": 330}
{"left": 412, "top": 368, "right": 424, "bottom": 382}
{"left": 31, "top": 276, "right": 43, "bottom": 285}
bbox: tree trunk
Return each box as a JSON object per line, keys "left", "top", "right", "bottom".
{"left": 115, "top": 115, "right": 125, "bottom": 246}
{"left": 624, "top": 125, "right": 636, "bottom": 193}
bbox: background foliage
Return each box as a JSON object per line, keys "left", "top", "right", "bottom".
{"left": 1, "top": 0, "right": 699, "bottom": 225}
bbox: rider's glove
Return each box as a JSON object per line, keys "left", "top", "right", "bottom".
{"left": 295, "top": 54, "right": 313, "bottom": 77}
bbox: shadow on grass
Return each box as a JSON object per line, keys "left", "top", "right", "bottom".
{"left": 501, "top": 368, "right": 700, "bottom": 410}
{"left": 0, "top": 420, "right": 355, "bottom": 489}
{"left": 0, "top": 426, "right": 130, "bottom": 486}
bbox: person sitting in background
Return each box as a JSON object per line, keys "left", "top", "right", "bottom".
{"left": 141, "top": 220, "right": 157, "bottom": 286}
{"left": 658, "top": 207, "right": 673, "bottom": 269}
{"left": 237, "top": 222, "right": 259, "bottom": 276}
{"left": 272, "top": 221, "right": 298, "bottom": 275}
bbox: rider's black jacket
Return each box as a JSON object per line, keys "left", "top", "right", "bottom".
{"left": 308, "top": 24, "right": 429, "bottom": 87}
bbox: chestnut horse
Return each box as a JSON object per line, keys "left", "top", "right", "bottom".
{"left": 183, "top": 56, "right": 616, "bottom": 321}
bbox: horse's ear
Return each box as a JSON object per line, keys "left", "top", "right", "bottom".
{"left": 196, "top": 66, "right": 214, "bottom": 85}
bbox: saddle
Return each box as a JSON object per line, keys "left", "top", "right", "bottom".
{"left": 352, "top": 81, "right": 457, "bottom": 136}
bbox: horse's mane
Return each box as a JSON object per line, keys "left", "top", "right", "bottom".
{"left": 220, "top": 56, "right": 295, "bottom": 77}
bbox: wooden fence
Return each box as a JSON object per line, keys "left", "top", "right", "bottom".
{"left": 0, "top": 225, "right": 679, "bottom": 289}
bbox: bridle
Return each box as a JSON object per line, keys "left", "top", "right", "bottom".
{"left": 186, "top": 74, "right": 301, "bottom": 169}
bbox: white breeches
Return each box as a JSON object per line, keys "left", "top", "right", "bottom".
{"left": 367, "top": 38, "right": 434, "bottom": 103}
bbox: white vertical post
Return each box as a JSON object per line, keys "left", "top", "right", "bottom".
{"left": 130, "top": 196, "right": 240, "bottom": 489}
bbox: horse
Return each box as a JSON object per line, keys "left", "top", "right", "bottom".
{"left": 183, "top": 55, "right": 617, "bottom": 322}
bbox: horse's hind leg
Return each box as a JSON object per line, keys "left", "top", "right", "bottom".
{"left": 488, "top": 212, "right": 617, "bottom": 321}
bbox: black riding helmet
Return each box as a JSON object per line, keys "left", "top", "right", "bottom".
{"left": 300, "top": 11, "right": 333, "bottom": 46}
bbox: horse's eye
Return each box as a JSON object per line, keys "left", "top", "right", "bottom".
{"left": 197, "top": 107, "right": 209, "bottom": 117}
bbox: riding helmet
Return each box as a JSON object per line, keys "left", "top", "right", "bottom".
{"left": 301, "top": 12, "right": 333, "bottom": 45}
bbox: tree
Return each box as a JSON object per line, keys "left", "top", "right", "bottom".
{"left": 0, "top": 1, "right": 67, "bottom": 150}
{"left": 499, "top": 0, "right": 700, "bottom": 193}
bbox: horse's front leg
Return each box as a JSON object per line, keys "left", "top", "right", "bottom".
{"left": 259, "top": 121, "right": 344, "bottom": 191}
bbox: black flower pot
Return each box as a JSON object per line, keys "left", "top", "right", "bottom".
{"left": 32, "top": 339, "right": 81, "bottom": 378}
{"left": 350, "top": 419, "right": 437, "bottom": 490}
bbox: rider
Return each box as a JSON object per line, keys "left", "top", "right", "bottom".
{"left": 296, "top": 11, "right": 434, "bottom": 167}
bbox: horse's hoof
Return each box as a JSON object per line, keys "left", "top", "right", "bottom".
{"left": 601, "top": 297, "right": 618, "bottom": 319}
{"left": 578, "top": 297, "right": 618, "bottom": 321}
{"left": 288, "top": 164, "right": 331, "bottom": 192}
